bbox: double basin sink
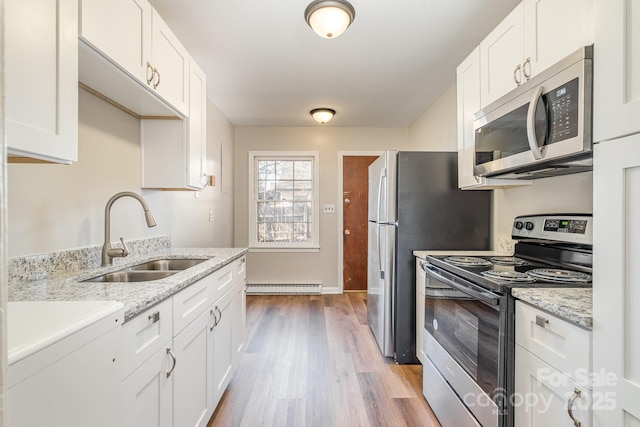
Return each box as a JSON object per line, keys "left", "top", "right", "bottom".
{"left": 83, "top": 259, "right": 206, "bottom": 283}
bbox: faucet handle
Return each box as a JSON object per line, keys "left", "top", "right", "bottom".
{"left": 119, "top": 237, "right": 130, "bottom": 257}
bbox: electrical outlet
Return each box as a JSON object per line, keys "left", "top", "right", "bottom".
{"left": 323, "top": 204, "right": 336, "bottom": 214}
{"left": 208, "top": 211, "right": 214, "bottom": 222}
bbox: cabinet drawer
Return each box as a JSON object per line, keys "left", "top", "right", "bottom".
{"left": 209, "top": 262, "right": 235, "bottom": 301}
{"left": 121, "top": 298, "right": 172, "bottom": 379}
{"left": 515, "top": 301, "right": 591, "bottom": 385}
{"left": 235, "top": 256, "right": 246, "bottom": 282}
{"left": 173, "top": 275, "right": 213, "bottom": 335}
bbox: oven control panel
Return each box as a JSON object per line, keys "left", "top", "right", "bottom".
{"left": 512, "top": 214, "right": 592, "bottom": 244}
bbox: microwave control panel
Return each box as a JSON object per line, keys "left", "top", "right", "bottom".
{"left": 547, "top": 77, "right": 579, "bottom": 144}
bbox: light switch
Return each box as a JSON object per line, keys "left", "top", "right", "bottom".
{"left": 323, "top": 204, "right": 336, "bottom": 214}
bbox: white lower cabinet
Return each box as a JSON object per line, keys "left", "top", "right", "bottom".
{"left": 120, "top": 257, "right": 247, "bottom": 427}
{"left": 121, "top": 344, "right": 174, "bottom": 427}
{"left": 173, "top": 308, "right": 215, "bottom": 427}
{"left": 211, "top": 285, "right": 235, "bottom": 406}
{"left": 515, "top": 301, "right": 592, "bottom": 427}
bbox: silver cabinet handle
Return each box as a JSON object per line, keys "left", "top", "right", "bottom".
{"left": 522, "top": 57, "right": 531, "bottom": 80}
{"left": 166, "top": 348, "right": 176, "bottom": 378}
{"left": 146, "top": 62, "right": 154, "bottom": 84}
{"left": 153, "top": 68, "right": 161, "bottom": 89}
{"left": 567, "top": 388, "right": 582, "bottom": 427}
{"left": 513, "top": 64, "right": 522, "bottom": 85}
{"left": 535, "top": 314, "right": 548, "bottom": 327}
{"left": 209, "top": 308, "right": 217, "bottom": 331}
{"left": 148, "top": 310, "right": 160, "bottom": 323}
{"left": 215, "top": 306, "right": 222, "bottom": 326}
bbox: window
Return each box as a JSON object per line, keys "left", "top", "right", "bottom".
{"left": 249, "top": 151, "right": 319, "bottom": 250}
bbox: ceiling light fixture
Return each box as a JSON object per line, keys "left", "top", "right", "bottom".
{"left": 304, "top": 0, "right": 356, "bottom": 39}
{"left": 310, "top": 108, "right": 336, "bottom": 124}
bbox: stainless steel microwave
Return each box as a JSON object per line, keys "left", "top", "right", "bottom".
{"left": 473, "top": 46, "right": 593, "bottom": 179}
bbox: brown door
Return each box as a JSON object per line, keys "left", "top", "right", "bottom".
{"left": 343, "top": 156, "right": 378, "bottom": 291}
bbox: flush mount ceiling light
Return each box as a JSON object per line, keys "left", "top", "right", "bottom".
{"left": 310, "top": 108, "right": 336, "bottom": 124}
{"left": 304, "top": 0, "right": 356, "bottom": 39}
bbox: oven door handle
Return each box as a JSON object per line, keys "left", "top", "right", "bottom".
{"left": 424, "top": 265, "right": 501, "bottom": 306}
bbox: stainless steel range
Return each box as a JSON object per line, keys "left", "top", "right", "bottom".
{"left": 421, "top": 214, "right": 592, "bottom": 427}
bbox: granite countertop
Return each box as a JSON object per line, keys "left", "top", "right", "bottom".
{"left": 511, "top": 288, "right": 592, "bottom": 329}
{"left": 9, "top": 247, "right": 248, "bottom": 321}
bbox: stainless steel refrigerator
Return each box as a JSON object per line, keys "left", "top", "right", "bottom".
{"left": 367, "top": 151, "right": 491, "bottom": 364}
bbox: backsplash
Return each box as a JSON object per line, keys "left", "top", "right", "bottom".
{"left": 8, "top": 235, "right": 171, "bottom": 286}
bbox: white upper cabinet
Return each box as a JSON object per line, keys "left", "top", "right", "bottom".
{"left": 79, "top": 0, "right": 152, "bottom": 84}
{"left": 480, "top": 0, "right": 593, "bottom": 108}
{"left": 457, "top": 47, "right": 530, "bottom": 189}
{"left": 5, "top": 0, "right": 78, "bottom": 164}
{"left": 593, "top": 0, "right": 640, "bottom": 142}
{"left": 187, "top": 59, "right": 208, "bottom": 190}
{"left": 480, "top": 3, "right": 525, "bottom": 108}
{"left": 79, "top": 0, "right": 189, "bottom": 116}
{"left": 523, "top": 0, "right": 593, "bottom": 77}
{"left": 150, "top": 9, "right": 190, "bottom": 115}
{"left": 141, "top": 58, "right": 207, "bottom": 190}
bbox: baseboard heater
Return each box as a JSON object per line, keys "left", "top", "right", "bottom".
{"left": 246, "top": 283, "right": 322, "bottom": 295}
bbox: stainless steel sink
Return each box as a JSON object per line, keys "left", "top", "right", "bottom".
{"left": 82, "top": 258, "right": 208, "bottom": 282}
{"left": 83, "top": 270, "right": 177, "bottom": 282}
{"left": 126, "top": 259, "right": 206, "bottom": 271}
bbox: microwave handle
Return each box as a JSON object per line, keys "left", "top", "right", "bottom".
{"left": 526, "top": 86, "right": 546, "bottom": 160}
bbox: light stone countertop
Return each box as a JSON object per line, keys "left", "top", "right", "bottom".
{"left": 511, "top": 287, "right": 592, "bottom": 329}
{"left": 9, "top": 247, "right": 247, "bottom": 322}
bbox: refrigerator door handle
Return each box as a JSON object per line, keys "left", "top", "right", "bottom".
{"left": 377, "top": 225, "right": 384, "bottom": 280}
{"left": 376, "top": 168, "right": 386, "bottom": 223}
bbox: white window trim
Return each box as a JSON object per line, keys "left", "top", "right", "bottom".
{"left": 248, "top": 151, "right": 320, "bottom": 252}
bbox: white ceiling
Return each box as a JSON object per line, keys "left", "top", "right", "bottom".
{"left": 148, "top": 0, "right": 521, "bottom": 127}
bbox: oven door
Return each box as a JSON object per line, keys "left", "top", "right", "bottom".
{"left": 422, "top": 263, "right": 506, "bottom": 427}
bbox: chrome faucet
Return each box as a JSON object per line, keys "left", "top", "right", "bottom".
{"left": 102, "top": 191, "right": 157, "bottom": 266}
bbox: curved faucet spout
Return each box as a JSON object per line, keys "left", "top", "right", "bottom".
{"left": 102, "top": 191, "right": 157, "bottom": 266}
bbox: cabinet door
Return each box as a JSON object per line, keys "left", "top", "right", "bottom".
{"left": 5, "top": 0, "right": 78, "bottom": 164}
{"left": 121, "top": 345, "right": 174, "bottom": 427}
{"left": 187, "top": 58, "right": 208, "bottom": 189}
{"left": 151, "top": 9, "right": 189, "bottom": 115}
{"left": 79, "top": 0, "right": 152, "bottom": 84}
{"left": 593, "top": 0, "right": 640, "bottom": 142}
{"left": 523, "top": 0, "right": 593, "bottom": 77}
{"left": 456, "top": 47, "right": 529, "bottom": 189}
{"left": 9, "top": 326, "right": 121, "bottom": 427}
{"left": 232, "top": 279, "right": 247, "bottom": 363}
{"left": 515, "top": 345, "right": 591, "bottom": 427}
{"left": 593, "top": 136, "right": 640, "bottom": 426}
{"left": 173, "top": 309, "right": 214, "bottom": 427}
{"left": 211, "top": 289, "right": 234, "bottom": 407}
{"left": 480, "top": 2, "right": 524, "bottom": 108}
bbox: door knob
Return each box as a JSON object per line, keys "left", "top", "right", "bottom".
{"left": 344, "top": 198, "right": 351, "bottom": 204}
{"left": 344, "top": 229, "right": 351, "bottom": 235}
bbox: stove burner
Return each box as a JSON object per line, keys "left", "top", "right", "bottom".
{"left": 489, "top": 256, "right": 529, "bottom": 266}
{"left": 445, "top": 256, "right": 492, "bottom": 267}
{"left": 481, "top": 270, "right": 535, "bottom": 282}
{"left": 526, "top": 268, "right": 592, "bottom": 283}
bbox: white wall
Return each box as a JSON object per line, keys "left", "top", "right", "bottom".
{"left": 408, "top": 85, "right": 457, "bottom": 151}
{"left": 7, "top": 89, "right": 235, "bottom": 257}
{"left": 234, "top": 126, "right": 408, "bottom": 292}
{"left": 408, "top": 84, "right": 593, "bottom": 245}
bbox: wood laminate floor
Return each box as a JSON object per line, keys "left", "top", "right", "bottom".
{"left": 207, "top": 293, "right": 441, "bottom": 427}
